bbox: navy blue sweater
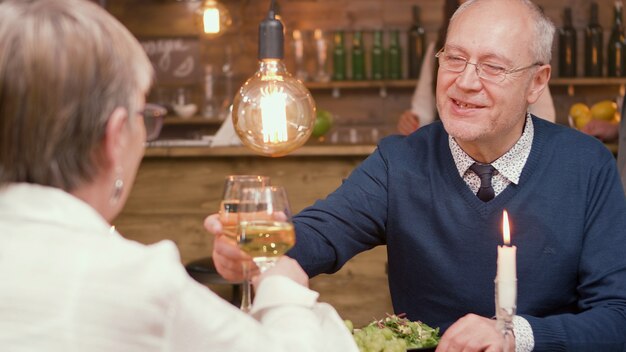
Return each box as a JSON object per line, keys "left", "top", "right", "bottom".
{"left": 291, "top": 117, "right": 626, "bottom": 351}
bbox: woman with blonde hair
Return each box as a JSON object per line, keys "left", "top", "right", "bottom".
{"left": 0, "top": 1, "right": 356, "bottom": 351}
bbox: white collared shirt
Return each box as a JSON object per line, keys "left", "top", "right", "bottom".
{"left": 450, "top": 114, "right": 534, "bottom": 196}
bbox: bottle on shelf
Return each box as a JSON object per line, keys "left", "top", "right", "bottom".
{"left": 332, "top": 30, "right": 347, "bottom": 81}
{"left": 388, "top": 30, "right": 402, "bottom": 80}
{"left": 371, "top": 30, "right": 385, "bottom": 80}
{"left": 558, "top": 7, "right": 577, "bottom": 77}
{"left": 585, "top": 2, "right": 604, "bottom": 77}
{"left": 351, "top": 30, "right": 366, "bottom": 80}
{"left": 313, "top": 29, "right": 331, "bottom": 82}
{"left": 292, "top": 29, "right": 308, "bottom": 82}
{"left": 407, "top": 5, "right": 426, "bottom": 79}
{"left": 608, "top": 0, "right": 626, "bottom": 77}
{"left": 202, "top": 64, "right": 217, "bottom": 119}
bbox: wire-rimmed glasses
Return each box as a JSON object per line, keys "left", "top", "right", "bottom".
{"left": 435, "top": 48, "right": 542, "bottom": 83}
{"left": 140, "top": 103, "right": 167, "bottom": 142}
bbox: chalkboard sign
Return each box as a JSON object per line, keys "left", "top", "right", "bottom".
{"left": 140, "top": 37, "right": 202, "bottom": 85}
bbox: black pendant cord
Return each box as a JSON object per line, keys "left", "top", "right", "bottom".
{"left": 268, "top": 0, "right": 277, "bottom": 15}
{"left": 258, "top": 0, "right": 283, "bottom": 60}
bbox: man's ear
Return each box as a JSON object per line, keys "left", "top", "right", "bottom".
{"left": 527, "top": 65, "right": 551, "bottom": 105}
{"left": 102, "top": 107, "right": 129, "bottom": 171}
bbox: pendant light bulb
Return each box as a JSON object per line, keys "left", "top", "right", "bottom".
{"left": 232, "top": 1, "right": 315, "bottom": 157}
{"left": 195, "top": 0, "right": 232, "bottom": 39}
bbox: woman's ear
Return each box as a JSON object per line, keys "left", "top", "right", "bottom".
{"left": 101, "top": 107, "right": 129, "bottom": 171}
{"left": 527, "top": 65, "right": 551, "bottom": 105}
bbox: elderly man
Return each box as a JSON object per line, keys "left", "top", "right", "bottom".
{"left": 208, "top": 0, "right": 626, "bottom": 350}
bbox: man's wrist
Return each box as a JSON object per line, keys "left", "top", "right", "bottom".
{"left": 513, "top": 315, "right": 534, "bottom": 352}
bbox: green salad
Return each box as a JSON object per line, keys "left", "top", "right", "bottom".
{"left": 345, "top": 313, "right": 440, "bottom": 352}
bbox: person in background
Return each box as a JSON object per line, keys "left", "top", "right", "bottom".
{"left": 580, "top": 97, "right": 626, "bottom": 193}
{"left": 0, "top": 1, "right": 357, "bottom": 351}
{"left": 617, "top": 109, "right": 626, "bottom": 192}
{"left": 619, "top": 97, "right": 626, "bottom": 191}
{"left": 208, "top": 0, "right": 626, "bottom": 351}
{"left": 397, "top": 0, "right": 556, "bottom": 135}
{"left": 581, "top": 118, "right": 620, "bottom": 142}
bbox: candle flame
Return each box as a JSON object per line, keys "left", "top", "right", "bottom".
{"left": 502, "top": 209, "right": 510, "bottom": 245}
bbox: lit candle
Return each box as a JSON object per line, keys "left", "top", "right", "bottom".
{"left": 497, "top": 210, "right": 517, "bottom": 311}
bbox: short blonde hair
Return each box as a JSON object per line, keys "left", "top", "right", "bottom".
{"left": 0, "top": 0, "right": 153, "bottom": 190}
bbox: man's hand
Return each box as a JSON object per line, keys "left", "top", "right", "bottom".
{"left": 204, "top": 214, "right": 259, "bottom": 282}
{"left": 436, "top": 314, "right": 514, "bottom": 352}
{"left": 397, "top": 110, "right": 421, "bottom": 136}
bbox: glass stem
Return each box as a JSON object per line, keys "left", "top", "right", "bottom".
{"left": 240, "top": 262, "right": 252, "bottom": 313}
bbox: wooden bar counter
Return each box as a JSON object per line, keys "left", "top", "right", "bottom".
{"left": 114, "top": 144, "right": 393, "bottom": 326}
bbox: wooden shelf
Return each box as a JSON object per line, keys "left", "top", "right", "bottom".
{"left": 549, "top": 78, "right": 626, "bottom": 86}
{"left": 163, "top": 116, "right": 224, "bottom": 125}
{"left": 144, "top": 144, "right": 377, "bottom": 158}
{"left": 304, "top": 78, "right": 626, "bottom": 91}
{"left": 305, "top": 80, "right": 417, "bottom": 90}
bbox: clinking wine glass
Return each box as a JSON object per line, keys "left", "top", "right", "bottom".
{"left": 237, "top": 186, "right": 295, "bottom": 273}
{"left": 219, "top": 175, "right": 270, "bottom": 237}
{"left": 219, "top": 175, "right": 270, "bottom": 313}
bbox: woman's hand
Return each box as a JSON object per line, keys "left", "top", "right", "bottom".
{"left": 252, "top": 256, "right": 309, "bottom": 289}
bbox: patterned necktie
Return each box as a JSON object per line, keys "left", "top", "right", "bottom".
{"left": 469, "top": 163, "right": 496, "bottom": 202}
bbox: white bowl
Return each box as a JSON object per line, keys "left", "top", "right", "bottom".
{"left": 173, "top": 103, "right": 197, "bottom": 119}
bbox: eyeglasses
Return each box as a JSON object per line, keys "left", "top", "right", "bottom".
{"left": 140, "top": 103, "right": 167, "bottom": 142}
{"left": 435, "top": 48, "right": 542, "bottom": 83}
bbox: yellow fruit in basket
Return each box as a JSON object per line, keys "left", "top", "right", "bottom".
{"left": 574, "top": 112, "right": 593, "bottom": 130}
{"left": 569, "top": 103, "right": 591, "bottom": 120}
{"left": 590, "top": 100, "right": 618, "bottom": 121}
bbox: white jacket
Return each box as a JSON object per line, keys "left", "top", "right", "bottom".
{"left": 0, "top": 183, "right": 357, "bottom": 352}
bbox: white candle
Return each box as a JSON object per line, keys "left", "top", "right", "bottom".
{"left": 497, "top": 210, "right": 517, "bottom": 310}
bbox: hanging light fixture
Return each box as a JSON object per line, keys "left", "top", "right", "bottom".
{"left": 232, "top": 0, "right": 316, "bottom": 157}
{"left": 195, "top": 0, "right": 232, "bottom": 39}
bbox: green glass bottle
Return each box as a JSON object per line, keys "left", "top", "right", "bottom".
{"left": 332, "top": 30, "right": 347, "bottom": 81}
{"left": 351, "top": 31, "right": 365, "bottom": 80}
{"left": 388, "top": 30, "right": 402, "bottom": 79}
{"left": 558, "top": 7, "right": 577, "bottom": 77}
{"left": 408, "top": 5, "right": 426, "bottom": 79}
{"left": 371, "top": 30, "right": 385, "bottom": 80}
{"left": 608, "top": 1, "right": 626, "bottom": 77}
{"left": 585, "top": 2, "right": 604, "bottom": 77}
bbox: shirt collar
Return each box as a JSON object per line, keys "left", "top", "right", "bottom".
{"left": 0, "top": 183, "right": 113, "bottom": 237}
{"left": 449, "top": 114, "right": 534, "bottom": 184}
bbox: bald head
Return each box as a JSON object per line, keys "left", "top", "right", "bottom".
{"left": 449, "top": 0, "right": 555, "bottom": 64}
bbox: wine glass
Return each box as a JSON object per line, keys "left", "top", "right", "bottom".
{"left": 237, "top": 186, "right": 295, "bottom": 273}
{"left": 219, "top": 175, "right": 270, "bottom": 238}
{"left": 219, "top": 175, "right": 270, "bottom": 313}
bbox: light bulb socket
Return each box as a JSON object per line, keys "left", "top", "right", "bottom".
{"left": 258, "top": 12, "right": 284, "bottom": 60}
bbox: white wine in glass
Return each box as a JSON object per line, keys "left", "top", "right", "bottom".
{"left": 237, "top": 186, "right": 295, "bottom": 273}
{"left": 218, "top": 175, "right": 270, "bottom": 313}
{"left": 238, "top": 221, "right": 295, "bottom": 271}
